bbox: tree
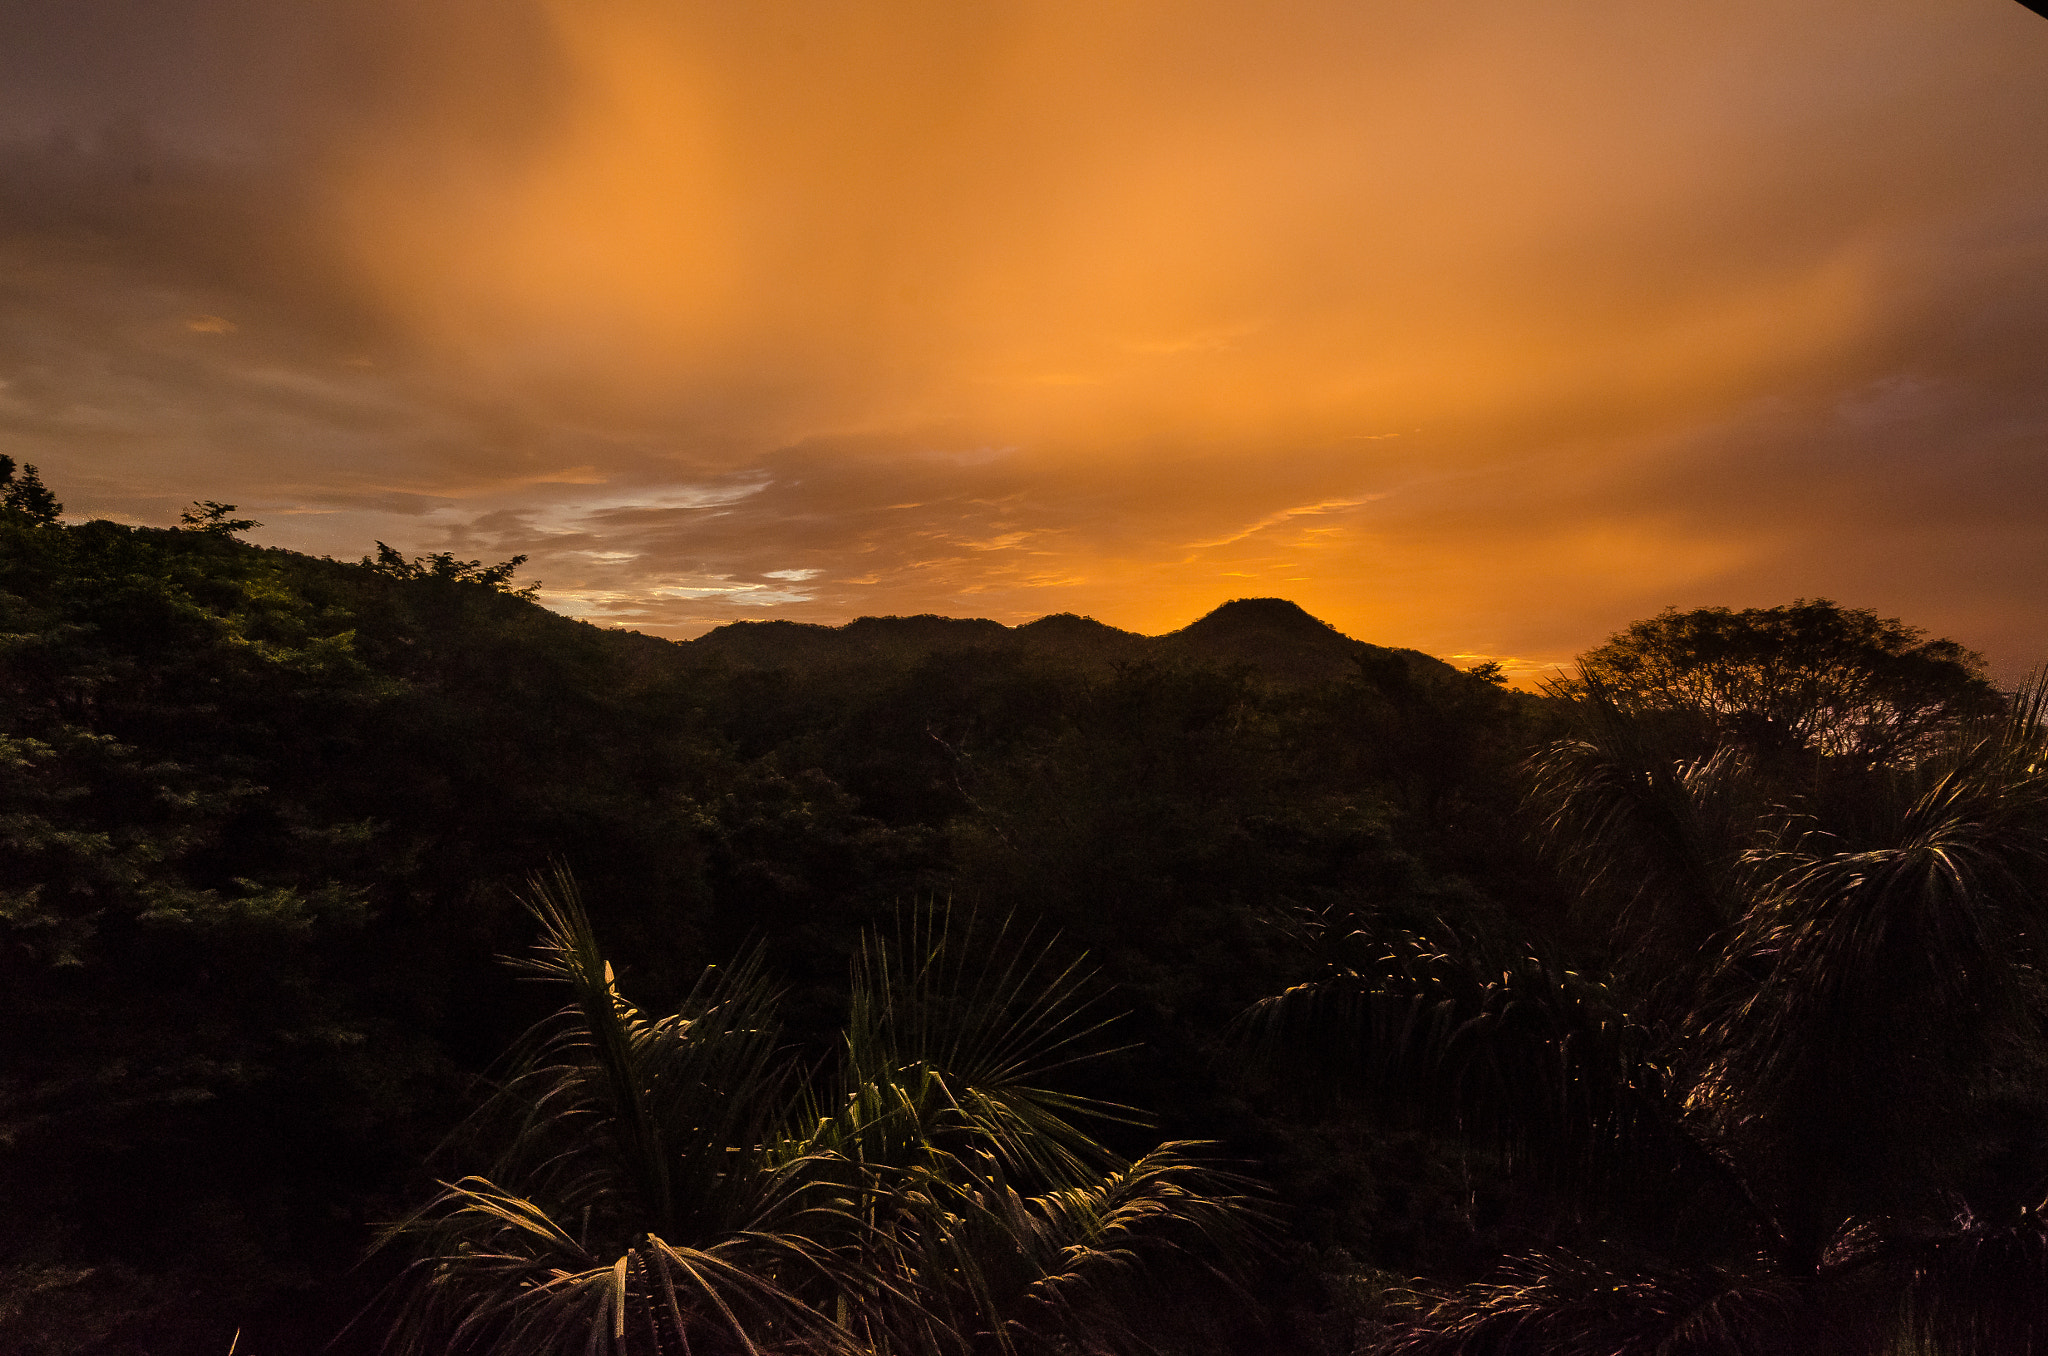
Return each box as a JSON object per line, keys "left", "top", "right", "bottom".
{"left": 177, "top": 501, "right": 260, "bottom": 535}
{"left": 379, "top": 873, "right": 1255, "bottom": 1356}
{"left": 1250, "top": 636, "right": 2048, "bottom": 1352}
{"left": 0, "top": 456, "right": 61, "bottom": 525}
{"left": 364, "top": 542, "right": 537, "bottom": 597}
{"left": 1573, "top": 599, "right": 1998, "bottom": 769}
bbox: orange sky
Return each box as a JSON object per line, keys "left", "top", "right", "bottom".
{"left": 4, "top": 0, "right": 2048, "bottom": 679}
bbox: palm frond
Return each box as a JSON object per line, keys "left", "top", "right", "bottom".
{"left": 1527, "top": 673, "right": 1776, "bottom": 989}
{"left": 471, "top": 870, "right": 800, "bottom": 1244}
{"left": 813, "top": 906, "right": 1262, "bottom": 1355}
{"left": 380, "top": 882, "right": 1260, "bottom": 1356}
{"left": 376, "top": 871, "right": 870, "bottom": 1356}
{"left": 1000, "top": 1143, "right": 1264, "bottom": 1355}
{"left": 383, "top": 1172, "right": 864, "bottom": 1356}
{"left": 831, "top": 903, "right": 1139, "bottom": 1189}
{"left": 1378, "top": 1249, "right": 1813, "bottom": 1356}
{"left": 1244, "top": 918, "right": 1677, "bottom": 1181}
{"left": 1687, "top": 695, "right": 2048, "bottom": 1249}
{"left": 1884, "top": 1200, "right": 2048, "bottom": 1356}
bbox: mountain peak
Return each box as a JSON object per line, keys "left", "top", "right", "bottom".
{"left": 679, "top": 597, "right": 1455, "bottom": 688}
{"left": 1176, "top": 597, "right": 1341, "bottom": 637}
{"left": 1160, "top": 597, "right": 1457, "bottom": 688}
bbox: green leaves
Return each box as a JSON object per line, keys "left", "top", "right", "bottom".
{"left": 176, "top": 503, "right": 259, "bottom": 537}
{"left": 1251, "top": 646, "right": 2048, "bottom": 1350}
{"left": 1572, "top": 599, "right": 1998, "bottom": 770}
{"left": 1385, "top": 1249, "right": 1811, "bottom": 1356}
{"left": 381, "top": 875, "right": 1257, "bottom": 1356}
{"left": 1241, "top": 912, "right": 1724, "bottom": 1241}
{"left": 0, "top": 457, "right": 61, "bottom": 526}
{"left": 363, "top": 543, "right": 537, "bottom": 598}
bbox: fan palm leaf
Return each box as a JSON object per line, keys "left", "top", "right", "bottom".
{"left": 1682, "top": 677, "right": 2048, "bottom": 1270}
{"left": 380, "top": 883, "right": 1259, "bottom": 1356}
{"left": 834, "top": 905, "right": 1138, "bottom": 1178}
{"left": 1528, "top": 673, "right": 1775, "bottom": 967}
{"left": 801, "top": 906, "right": 1259, "bottom": 1355}
{"left": 383, "top": 1175, "right": 858, "bottom": 1356}
{"left": 378, "top": 871, "right": 870, "bottom": 1356}
{"left": 1240, "top": 911, "right": 1762, "bottom": 1242}
{"left": 1378, "top": 1248, "right": 1813, "bottom": 1356}
{"left": 1266, "top": 666, "right": 2048, "bottom": 1351}
{"left": 1879, "top": 1198, "right": 2048, "bottom": 1356}
{"left": 999, "top": 1143, "right": 1261, "bottom": 1354}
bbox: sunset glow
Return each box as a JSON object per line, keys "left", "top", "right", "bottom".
{"left": 5, "top": 0, "right": 2047, "bottom": 676}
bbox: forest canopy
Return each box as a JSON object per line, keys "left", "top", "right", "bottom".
{"left": 0, "top": 469, "right": 2040, "bottom": 1356}
{"left": 1574, "top": 598, "right": 1999, "bottom": 766}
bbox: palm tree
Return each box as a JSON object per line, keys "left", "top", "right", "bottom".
{"left": 1250, "top": 673, "right": 2048, "bottom": 1353}
{"left": 377, "top": 871, "right": 1255, "bottom": 1356}
{"left": 377, "top": 870, "right": 862, "bottom": 1356}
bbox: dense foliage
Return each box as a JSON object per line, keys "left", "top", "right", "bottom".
{"left": 1257, "top": 622, "right": 2048, "bottom": 1352}
{"left": 0, "top": 483, "right": 1532, "bottom": 1354}
{"left": 3, "top": 467, "right": 2035, "bottom": 1355}
{"left": 379, "top": 874, "right": 1255, "bottom": 1356}
{"left": 1573, "top": 599, "right": 1999, "bottom": 768}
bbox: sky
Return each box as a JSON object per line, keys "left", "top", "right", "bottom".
{"left": 3, "top": 0, "right": 2047, "bottom": 680}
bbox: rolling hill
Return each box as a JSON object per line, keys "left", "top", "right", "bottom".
{"left": 677, "top": 596, "right": 1459, "bottom": 687}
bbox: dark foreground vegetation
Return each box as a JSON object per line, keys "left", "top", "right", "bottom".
{"left": 4, "top": 459, "right": 2046, "bottom": 1354}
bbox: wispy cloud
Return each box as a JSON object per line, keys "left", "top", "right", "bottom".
{"left": 1184, "top": 497, "right": 1384, "bottom": 552}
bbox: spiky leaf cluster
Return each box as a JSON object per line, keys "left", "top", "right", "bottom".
{"left": 380, "top": 873, "right": 1256, "bottom": 1356}
{"left": 1255, "top": 658, "right": 2048, "bottom": 1353}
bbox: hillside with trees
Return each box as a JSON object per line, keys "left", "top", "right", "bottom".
{"left": 3, "top": 461, "right": 2041, "bottom": 1356}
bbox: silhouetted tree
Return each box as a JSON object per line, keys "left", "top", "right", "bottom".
{"left": 177, "top": 500, "right": 260, "bottom": 535}
{"left": 0, "top": 456, "right": 61, "bottom": 524}
{"left": 1573, "top": 599, "right": 1998, "bottom": 770}
{"left": 364, "top": 541, "right": 538, "bottom": 597}
{"left": 1254, "top": 637, "right": 2048, "bottom": 1352}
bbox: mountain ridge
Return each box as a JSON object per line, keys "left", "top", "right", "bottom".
{"left": 677, "top": 597, "right": 1458, "bottom": 687}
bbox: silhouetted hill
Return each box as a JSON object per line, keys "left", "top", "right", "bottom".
{"left": 679, "top": 597, "right": 1458, "bottom": 687}
{"left": 684, "top": 613, "right": 1013, "bottom": 670}
{"left": 1010, "top": 612, "right": 1154, "bottom": 666}
{"left": 840, "top": 613, "right": 1013, "bottom": 654}
{"left": 674, "top": 617, "right": 851, "bottom": 669}
{"left": 1162, "top": 597, "right": 1458, "bottom": 687}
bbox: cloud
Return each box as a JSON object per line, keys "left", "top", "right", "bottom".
{"left": 1185, "top": 498, "right": 1385, "bottom": 552}
{"left": 2, "top": 0, "right": 2046, "bottom": 672}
